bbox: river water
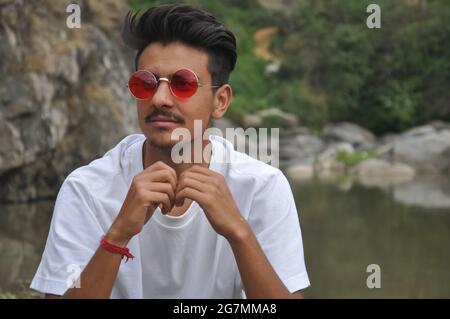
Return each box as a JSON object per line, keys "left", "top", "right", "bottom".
{"left": 0, "top": 175, "right": 449, "bottom": 298}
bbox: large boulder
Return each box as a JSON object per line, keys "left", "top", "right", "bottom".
{"left": 322, "top": 122, "right": 376, "bottom": 150}
{"left": 315, "top": 142, "right": 354, "bottom": 174}
{"left": 0, "top": 235, "right": 40, "bottom": 294}
{"left": 351, "top": 158, "right": 416, "bottom": 178}
{"left": 242, "top": 107, "right": 298, "bottom": 129}
{"left": 351, "top": 158, "right": 416, "bottom": 188}
{"left": 0, "top": 0, "right": 139, "bottom": 202}
{"left": 390, "top": 121, "right": 450, "bottom": 173}
{"left": 285, "top": 163, "right": 314, "bottom": 180}
{"left": 279, "top": 133, "right": 324, "bottom": 167}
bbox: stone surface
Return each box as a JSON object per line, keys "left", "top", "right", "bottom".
{"left": 351, "top": 158, "right": 416, "bottom": 178}
{"left": 242, "top": 107, "right": 298, "bottom": 129}
{"left": 285, "top": 164, "right": 314, "bottom": 180}
{"left": 323, "top": 122, "right": 376, "bottom": 150}
{"left": 279, "top": 134, "right": 324, "bottom": 167}
{"left": 0, "top": 0, "right": 139, "bottom": 202}
{"left": 389, "top": 122, "right": 450, "bottom": 173}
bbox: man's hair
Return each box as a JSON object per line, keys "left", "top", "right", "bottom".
{"left": 122, "top": 4, "right": 237, "bottom": 86}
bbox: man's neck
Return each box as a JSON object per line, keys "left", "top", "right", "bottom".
{"left": 142, "top": 138, "right": 212, "bottom": 176}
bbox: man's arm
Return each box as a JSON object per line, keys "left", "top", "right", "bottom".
{"left": 176, "top": 166, "right": 306, "bottom": 299}
{"left": 59, "top": 232, "right": 129, "bottom": 298}
{"left": 227, "top": 224, "right": 302, "bottom": 299}
{"left": 44, "top": 161, "right": 177, "bottom": 298}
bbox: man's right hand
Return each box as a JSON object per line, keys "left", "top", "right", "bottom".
{"left": 106, "top": 161, "right": 177, "bottom": 245}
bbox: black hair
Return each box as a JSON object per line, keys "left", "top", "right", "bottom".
{"left": 122, "top": 4, "right": 237, "bottom": 87}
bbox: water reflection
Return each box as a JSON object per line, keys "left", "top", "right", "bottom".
{"left": 0, "top": 175, "right": 449, "bottom": 298}
{"left": 0, "top": 201, "right": 53, "bottom": 296}
{"left": 293, "top": 176, "right": 450, "bottom": 298}
{"left": 290, "top": 174, "right": 450, "bottom": 210}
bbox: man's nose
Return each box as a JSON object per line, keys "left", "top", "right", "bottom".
{"left": 152, "top": 78, "right": 174, "bottom": 108}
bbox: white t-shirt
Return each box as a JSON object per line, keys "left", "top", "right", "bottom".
{"left": 30, "top": 134, "right": 310, "bottom": 298}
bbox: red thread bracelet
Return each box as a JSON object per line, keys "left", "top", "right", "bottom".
{"left": 100, "top": 236, "right": 135, "bottom": 262}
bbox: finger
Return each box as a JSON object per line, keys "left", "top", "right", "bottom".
{"left": 176, "top": 176, "right": 208, "bottom": 197}
{"left": 146, "top": 182, "right": 175, "bottom": 204}
{"left": 187, "top": 166, "right": 225, "bottom": 184}
{"left": 175, "top": 187, "right": 205, "bottom": 207}
{"left": 147, "top": 191, "right": 172, "bottom": 215}
{"left": 146, "top": 161, "right": 176, "bottom": 175}
{"left": 145, "top": 162, "right": 177, "bottom": 185}
{"left": 178, "top": 170, "right": 210, "bottom": 189}
{"left": 177, "top": 171, "right": 219, "bottom": 197}
{"left": 186, "top": 165, "right": 214, "bottom": 177}
{"left": 145, "top": 170, "right": 177, "bottom": 191}
{"left": 136, "top": 189, "right": 171, "bottom": 213}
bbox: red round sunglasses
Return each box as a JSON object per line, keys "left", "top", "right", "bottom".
{"left": 128, "top": 68, "right": 220, "bottom": 100}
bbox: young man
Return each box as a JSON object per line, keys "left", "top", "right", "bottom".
{"left": 30, "top": 4, "right": 309, "bottom": 299}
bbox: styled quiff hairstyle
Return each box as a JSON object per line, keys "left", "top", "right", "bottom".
{"left": 122, "top": 4, "right": 237, "bottom": 86}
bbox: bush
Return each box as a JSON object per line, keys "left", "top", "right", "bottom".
{"left": 336, "top": 150, "right": 376, "bottom": 168}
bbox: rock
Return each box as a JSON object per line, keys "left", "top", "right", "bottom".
{"left": 279, "top": 134, "right": 324, "bottom": 167}
{"left": 285, "top": 164, "right": 314, "bottom": 180}
{"left": 323, "top": 122, "right": 376, "bottom": 150}
{"left": 210, "top": 118, "right": 280, "bottom": 167}
{"left": 350, "top": 159, "right": 416, "bottom": 188}
{"left": 352, "top": 158, "right": 415, "bottom": 177}
{"left": 211, "top": 118, "right": 238, "bottom": 135}
{"left": 306, "top": 142, "right": 352, "bottom": 176}
{"left": 286, "top": 134, "right": 324, "bottom": 155}
{"left": 0, "top": 0, "right": 138, "bottom": 202}
{"left": 280, "top": 126, "right": 311, "bottom": 138}
{"left": 0, "top": 201, "right": 54, "bottom": 243}
{"left": 317, "top": 142, "right": 354, "bottom": 162}
{"left": 390, "top": 122, "right": 450, "bottom": 173}
{"left": 242, "top": 108, "right": 298, "bottom": 129}
{"left": 0, "top": 236, "right": 40, "bottom": 293}
{"left": 242, "top": 114, "right": 262, "bottom": 128}
{"left": 0, "top": 201, "right": 51, "bottom": 293}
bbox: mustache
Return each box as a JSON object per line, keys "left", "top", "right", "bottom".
{"left": 145, "top": 109, "right": 184, "bottom": 123}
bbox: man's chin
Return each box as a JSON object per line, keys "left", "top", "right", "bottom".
{"left": 147, "top": 137, "right": 177, "bottom": 150}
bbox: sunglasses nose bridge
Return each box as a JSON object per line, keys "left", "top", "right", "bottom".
{"left": 157, "top": 77, "right": 182, "bottom": 99}
{"left": 152, "top": 77, "right": 175, "bottom": 104}
{"left": 155, "top": 77, "right": 172, "bottom": 94}
{"left": 157, "top": 77, "right": 170, "bottom": 84}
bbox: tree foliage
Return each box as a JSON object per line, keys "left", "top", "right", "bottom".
{"left": 130, "top": 0, "right": 450, "bottom": 134}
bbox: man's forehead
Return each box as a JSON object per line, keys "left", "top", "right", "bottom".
{"left": 138, "top": 42, "right": 210, "bottom": 78}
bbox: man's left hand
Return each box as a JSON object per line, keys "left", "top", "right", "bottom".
{"left": 175, "top": 165, "right": 248, "bottom": 240}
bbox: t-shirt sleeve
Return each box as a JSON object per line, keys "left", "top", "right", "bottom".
{"left": 240, "top": 170, "right": 310, "bottom": 295}
{"left": 30, "top": 176, "right": 104, "bottom": 296}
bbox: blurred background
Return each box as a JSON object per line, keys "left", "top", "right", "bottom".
{"left": 0, "top": 0, "right": 449, "bottom": 298}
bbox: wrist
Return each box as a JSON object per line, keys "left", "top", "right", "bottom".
{"left": 225, "top": 220, "right": 253, "bottom": 244}
{"left": 105, "top": 224, "right": 132, "bottom": 247}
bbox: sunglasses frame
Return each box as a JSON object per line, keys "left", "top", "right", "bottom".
{"left": 128, "top": 68, "right": 221, "bottom": 100}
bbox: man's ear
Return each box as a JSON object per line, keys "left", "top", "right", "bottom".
{"left": 211, "top": 84, "right": 232, "bottom": 119}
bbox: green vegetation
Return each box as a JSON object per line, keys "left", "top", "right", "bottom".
{"left": 129, "top": 0, "right": 450, "bottom": 134}
{"left": 336, "top": 149, "right": 376, "bottom": 168}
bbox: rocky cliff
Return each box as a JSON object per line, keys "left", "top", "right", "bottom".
{"left": 0, "top": 0, "right": 139, "bottom": 202}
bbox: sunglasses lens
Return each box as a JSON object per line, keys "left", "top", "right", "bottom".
{"left": 129, "top": 71, "right": 156, "bottom": 99}
{"left": 170, "top": 69, "right": 198, "bottom": 98}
